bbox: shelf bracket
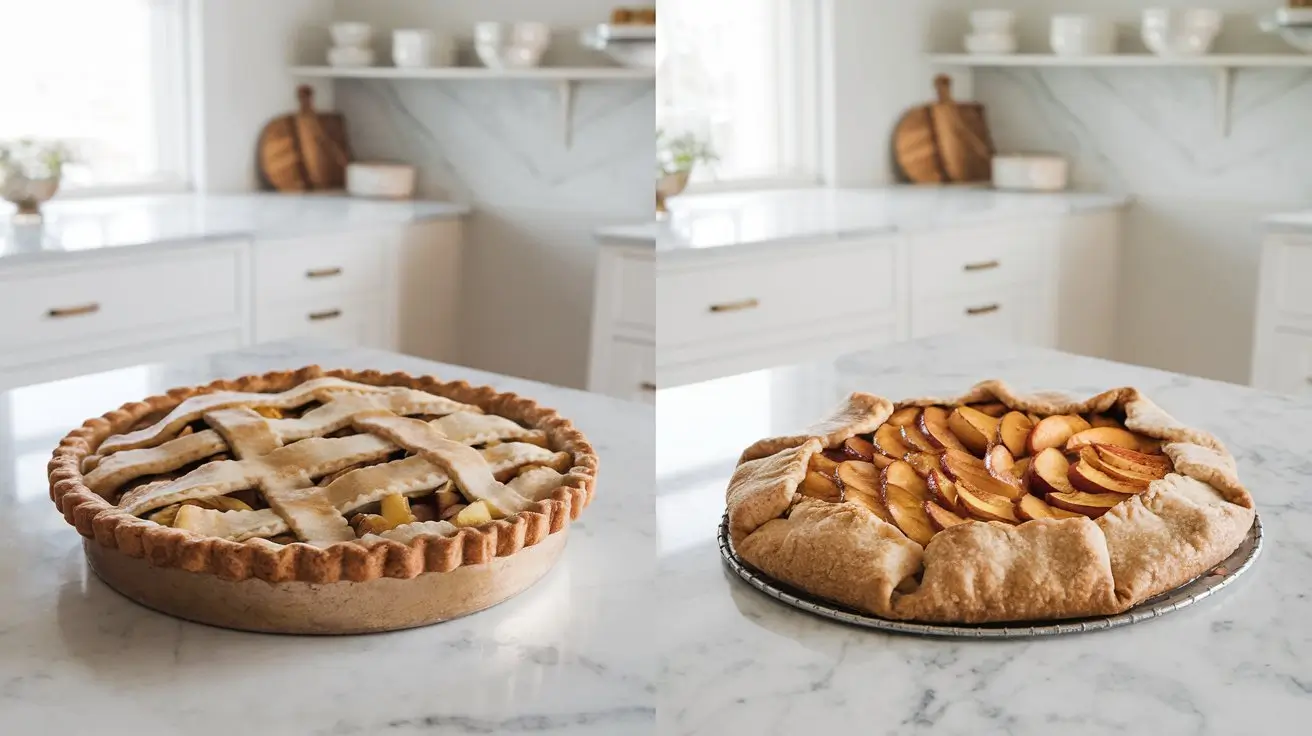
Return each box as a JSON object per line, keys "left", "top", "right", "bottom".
{"left": 558, "top": 81, "right": 576, "bottom": 148}
{"left": 1215, "top": 66, "right": 1235, "bottom": 137}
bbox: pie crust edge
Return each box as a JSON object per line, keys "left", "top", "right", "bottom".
{"left": 48, "top": 365, "right": 599, "bottom": 585}
{"left": 725, "top": 379, "right": 1256, "bottom": 624}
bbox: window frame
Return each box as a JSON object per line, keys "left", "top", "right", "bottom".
{"left": 660, "top": 0, "right": 827, "bottom": 194}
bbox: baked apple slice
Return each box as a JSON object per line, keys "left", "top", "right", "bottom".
{"left": 1046, "top": 490, "right": 1130, "bottom": 518}
{"left": 1013, "top": 456, "right": 1032, "bottom": 490}
{"left": 944, "top": 449, "right": 1025, "bottom": 500}
{"left": 799, "top": 470, "right": 843, "bottom": 503}
{"left": 969, "top": 402, "right": 1008, "bottom": 418}
{"left": 995, "top": 411, "right": 1034, "bottom": 457}
{"left": 1087, "top": 413, "right": 1124, "bottom": 429}
{"left": 836, "top": 460, "right": 880, "bottom": 496}
{"left": 1095, "top": 444, "right": 1172, "bottom": 473}
{"left": 1016, "top": 493, "right": 1083, "bottom": 521}
{"left": 842, "top": 436, "right": 877, "bottom": 463}
{"left": 947, "top": 406, "right": 999, "bottom": 456}
{"left": 1028, "top": 447, "right": 1077, "bottom": 496}
{"left": 845, "top": 488, "right": 894, "bottom": 524}
{"left": 905, "top": 451, "right": 944, "bottom": 479}
{"left": 873, "top": 424, "right": 914, "bottom": 459}
{"left": 919, "top": 405, "right": 969, "bottom": 452}
{"left": 1064, "top": 426, "right": 1139, "bottom": 453}
{"left": 1068, "top": 459, "right": 1151, "bottom": 495}
{"left": 900, "top": 422, "right": 939, "bottom": 454}
{"left": 1138, "top": 437, "right": 1165, "bottom": 454}
{"left": 1078, "top": 447, "right": 1162, "bottom": 484}
{"left": 1026, "top": 414, "right": 1091, "bottom": 454}
{"left": 955, "top": 481, "right": 1020, "bottom": 524}
{"left": 887, "top": 406, "right": 921, "bottom": 427}
{"left": 926, "top": 469, "right": 964, "bottom": 515}
{"left": 809, "top": 452, "right": 841, "bottom": 479}
{"left": 884, "top": 484, "right": 936, "bottom": 545}
{"left": 881, "top": 460, "right": 931, "bottom": 502}
{"left": 985, "top": 444, "right": 1024, "bottom": 491}
{"left": 924, "top": 500, "right": 969, "bottom": 531}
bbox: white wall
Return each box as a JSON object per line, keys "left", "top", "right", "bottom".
{"left": 191, "top": 0, "right": 333, "bottom": 192}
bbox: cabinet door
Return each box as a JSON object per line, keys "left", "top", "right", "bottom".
{"left": 255, "top": 300, "right": 387, "bottom": 349}
{"left": 1251, "top": 328, "right": 1312, "bottom": 397}
{"left": 601, "top": 339, "right": 656, "bottom": 405}
{"left": 911, "top": 289, "right": 1049, "bottom": 346}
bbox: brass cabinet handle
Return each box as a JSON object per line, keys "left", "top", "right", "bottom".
{"left": 963, "top": 260, "right": 1000, "bottom": 272}
{"left": 708, "top": 298, "right": 760, "bottom": 313}
{"left": 47, "top": 302, "right": 101, "bottom": 319}
{"left": 965, "top": 304, "right": 1001, "bottom": 316}
{"left": 308, "top": 309, "right": 342, "bottom": 321}
{"left": 306, "top": 267, "right": 343, "bottom": 279}
{"left": 640, "top": 382, "right": 657, "bottom": 392}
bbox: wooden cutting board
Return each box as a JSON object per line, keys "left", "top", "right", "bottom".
{"left": 892, "top": 75, "right": 994, "bottom": 184}
{"left": 257, "top": 85, "right": 351, "bottom": 192}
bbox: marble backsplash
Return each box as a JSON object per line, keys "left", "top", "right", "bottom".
{"left": 334, "top": 78, "right": 655, "bottom": 388}
{"left": 973, "top": 67, "right": 1312, "bottom": 384}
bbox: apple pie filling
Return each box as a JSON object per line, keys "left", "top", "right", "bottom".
{"left": 798, "top": 402, "right": 1175, "bottom": 546}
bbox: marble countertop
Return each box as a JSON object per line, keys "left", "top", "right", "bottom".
{"left": 0, "top": 342, "right": 653, "bottom": 736}
{"left": 594, "top": 222, "right": 659, "bottom": 246}
{"left": 655, "top": 186, "right": 1131, "bottom": 256}
{"left": 657, "top": 336, "right": 1310, "bottom": 734}
{"left": 0, "top": 193, "right": 471, "bottom": 265}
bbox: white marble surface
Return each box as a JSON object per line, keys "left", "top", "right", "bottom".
{"left": 0, "top": 342, "right": 654, "bottom": 735}
{"left": 0, "top": 193, "right": 470, "bottom": 264}
{"left": 655, "top": 186, "right": 1129, "bottom": 256}
{"left": 657, "top": 335, "right": 1312, "bottom": 735}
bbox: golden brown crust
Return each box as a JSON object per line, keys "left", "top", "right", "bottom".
{"left": 48, "top": 366, "right": 598, "bottom": 584}
{"left": 724, "top": 379, "right": 1257, "bottom": 624}
{"left": 726, "top": 439, "right": 819, "bottom": 544}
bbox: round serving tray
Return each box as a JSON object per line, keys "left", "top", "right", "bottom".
{"left": 718, "top": 513, "right": 1262, "bottom": 639}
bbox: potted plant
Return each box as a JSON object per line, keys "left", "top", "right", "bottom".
{"left": 656, "top": 129, "right": 716, "bottom": 214}
{"left": 0, "top": 139, "right": 72, "bottom": 222}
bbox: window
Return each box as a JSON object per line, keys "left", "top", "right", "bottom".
{"left": 0, "top": 0, "right": 191, "bottom": 193}
{"left": 656, "top": 0, "right": 822, "bottom": 189}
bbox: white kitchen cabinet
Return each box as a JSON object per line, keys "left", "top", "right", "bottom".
{"left": 588, "top": 243, "right": 655, "bottom": 404}
{"left": 254, "top": 299, "right": 389, "bottom": 349}
{"left": 1251, "top": 232, "right": 1312, "bottom": 394}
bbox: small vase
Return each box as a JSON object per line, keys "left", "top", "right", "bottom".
{"left": 656, "top": 169, "right": 692, "bottom": 216}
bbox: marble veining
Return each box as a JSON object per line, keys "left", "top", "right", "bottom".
{"left": 0, "top": 193, "right": 469, "bottom": 264}
{"left": 0, "top": 341, "right": 654, "bottom": 735}
{"left": 656, "top": 186, "right": 1129, "bottom": 256}
{"left": 656, "top": 335, "right": 1312, "bottom": 735}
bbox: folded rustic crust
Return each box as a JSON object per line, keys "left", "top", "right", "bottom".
{"left": 48, "top": 366, "right": 599, "bottom": 584}
{"left": 724, "top": 380, "right": 1256, "bottom": 624}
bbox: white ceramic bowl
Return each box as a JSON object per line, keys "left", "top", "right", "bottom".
{"left": 330, "top": 22, "right": 373, "bottom": 49}
{"left": 970, "top": 10, "right": 1016, "bottom": 34}
{"left": 1141, "top": 9, "right": 1222, "bottom": 57}
{"left": 474, "top": 22, "right": 551, "bottom": 69}
{"left": 393, "top": 29, "right": 457, "bottom": 68}
{"left": 346, "top": 162, "right": 417, "bottom": 199}
{"left": 327, "top": 45, "right": 375, "bottom": 68}
{"left": 1050, "top": 15, "right": 1116, "bottom": 56}
{"left": 1260, "top": 14, "right": 1312, "bottom": 53}
{"left": 965, "top": 32, "right": 1018, "bottom": 55}
{"left": 992, "top": 154, "right": 1069, "bottom": 192}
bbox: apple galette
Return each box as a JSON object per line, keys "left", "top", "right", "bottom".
{"left": 48, "top": 366, "right": 598, "bottom": 633}
{"left": 724, "top": 380, "right": 1255, "bottom": 624}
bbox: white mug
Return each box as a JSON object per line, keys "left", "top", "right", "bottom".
{"left": 393, "top": 29, "right": 437, "bottom": 68}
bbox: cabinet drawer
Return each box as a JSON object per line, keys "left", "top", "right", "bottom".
{"left": 658, "top": 240, "right": 896, "bottom": 348}
{"left": 0, "top": 249, "right": 240, "bottom": 353}
{"left": 254, "top": 233, "right": 388, "bottom": 306}
{"left": 1268, "top": 239, "right": 1312, "bottom": 318}
{"left": 911, "top": 289, "right": 1047, "bottom": 345}
{"left": 254, "top": 299, "right": 387, "bottom": 349}
{"left": 910, "top": 222, "right": 1046, "bottom": 299}
{"left": 1251, "top": 328, "right": 1312, "bottom": 397}
{"left": 615, "top": 254, "right": 655, "bottom": 330}
{"left": 601, "top": 339, "right": 656, "bottom": 404}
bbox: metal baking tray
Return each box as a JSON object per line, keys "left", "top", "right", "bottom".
{"left": 718, "top": 512, "right": 1262, "bottom": 638}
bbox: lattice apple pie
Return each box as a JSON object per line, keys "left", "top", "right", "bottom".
{"left": 48, "top": 367, "right": 598, "bottom": 633}
{"left": 724, "top": 381, "right": 1255, "bottom": 624}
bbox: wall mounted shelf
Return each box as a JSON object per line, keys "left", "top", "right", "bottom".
{"left": 928, "top": 53, "right": 1312, "bottom": 136}
{"left": 290, "top": 66, "right": 655, "bottom": 147}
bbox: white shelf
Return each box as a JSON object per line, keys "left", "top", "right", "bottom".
{"left": 290, "top": 65, "right": 653, "bottom": 147}
{"left": 290, "top": 65, "right": 654, "bottom": 80}
{"left": 928, "top": 53, "right": 1312, "bottom": 135}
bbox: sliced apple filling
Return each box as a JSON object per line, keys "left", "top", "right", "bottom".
{"left": 797, "top": 403, "right": 1175, "bottom": 546}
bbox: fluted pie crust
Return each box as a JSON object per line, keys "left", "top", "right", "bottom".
{"left": 725, "top": 380, "right": 1256, "bottom": 624}
{"left": 48, "top": 366, "right": 599, "bottom": 586}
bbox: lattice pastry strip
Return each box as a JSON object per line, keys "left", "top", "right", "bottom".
{"left": 173, "top": 442, "right": 569, "bottom": 542}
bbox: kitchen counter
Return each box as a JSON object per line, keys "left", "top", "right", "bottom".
{"left": 594, "top": 222, "right": 659, "bottom": 246}
{"left": 0, "top": 342, "right": 654, "bottom": 736}
{"left": 657, "top": 335, "right": 1309, "bottom": 734}
{"left": 1262, "top": 210, "right": 1312, "bottom": 232}
{"left": 0, "top": 193, "right": 471, "bottom": 264}
{"left": 656, "top": 186, "right": 1130, "bottom": 257}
